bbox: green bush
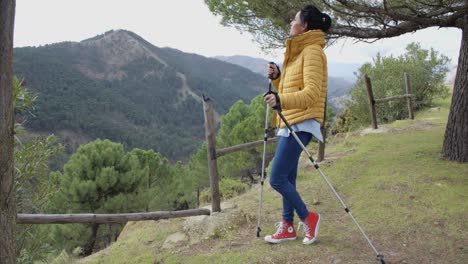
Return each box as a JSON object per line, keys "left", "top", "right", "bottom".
{"left": 200, "top": 178, "right": 249, "bottom": 203}
{"left": 336, "top": 42, "right": 450, "bottom": 131}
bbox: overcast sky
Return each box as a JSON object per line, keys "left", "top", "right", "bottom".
{"left": 14, "top": 0, "right": 462, "bottom": 66}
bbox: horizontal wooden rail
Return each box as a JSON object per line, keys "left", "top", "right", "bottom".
{"left": 374, "top": 94, "right": 413, "bottom": 103}
{"left": 216, "top": 137, "right": 278, "bottom": 158}
{"left": 17, "top": 208, "right": 211, "bottom": 224}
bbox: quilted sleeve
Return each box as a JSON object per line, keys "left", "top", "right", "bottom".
{"left": 278, "top": 45, "right": 323, "bottom": 110}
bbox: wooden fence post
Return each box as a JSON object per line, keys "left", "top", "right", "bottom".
{"left": 364, "top": 74, "right": 378, "bottom": 129}
{"left": 317, "top": 127, "right": 326, "bottom": 162}
{"left": 196, "top": 187, "right": 200, "bottom": 208}
{"left": 317, "top": 99, "right": 327, "bottom": 162}
{"left": 203, "top": 96, "right": 221, "bottom": 212}
{"left": 404, "top": 72, "right": 415, "bottom": 120}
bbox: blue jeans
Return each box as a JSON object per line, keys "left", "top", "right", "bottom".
{"left": 269, "top": 132, "right": 312, "bottom": 223}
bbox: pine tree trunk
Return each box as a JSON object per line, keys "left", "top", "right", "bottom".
{"left": 443, "top": 14, "right": 468, "bottom": 162}
{"left": 0, "top": 0, "right": 17, "bottom": 263}
{"left": 81, "top": 223, "right": 100, "bottom": 256}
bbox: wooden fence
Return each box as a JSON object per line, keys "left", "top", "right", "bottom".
{"left": 17, "top": 209, "right": 211, "bottom": 224}
{"left": 364, "top": 72, "right": 414, "bottom": 129}
{"left": 203, "top": 95, "right": 327, "bottom": 212}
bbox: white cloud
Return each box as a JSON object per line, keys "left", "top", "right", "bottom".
{"left": 15, "top": 0, "right": 462, "bottom": 66}
{"left": 14, "top": 0, "right": 268, "bottom": 58}
{"left": 325, "top": 27, "right": 461, "bottom": 65}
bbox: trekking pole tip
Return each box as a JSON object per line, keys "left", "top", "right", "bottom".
{"left": 376, "top": 254, "right": 385, "bottom": 264}
{"left": 256, "top": 227, "right": 261, "bottom": 237}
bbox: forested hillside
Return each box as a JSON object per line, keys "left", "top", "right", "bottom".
{"left": 13, "top": 30, "right": 265, "bottom": 160}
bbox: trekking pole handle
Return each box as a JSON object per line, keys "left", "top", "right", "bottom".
{"left": 264, "top": 64, "right": 281, "bottom": 112}
{"left": 267, "top": 61, "right": 280, "bottom": 83}
{"left": 267, "top": 62, "right": 275, "bottom": 93}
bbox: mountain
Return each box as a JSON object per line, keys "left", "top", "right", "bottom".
{"left": 327, "top": 61, "right": 361, "bottom": 81}
{"left": 214, "top": 55, "right": 355, "bottom": 112}
{"left": 446, "top": 64, "right": 457, "bottom": 85}
{"left": 214, "top": 55, "right": 271, "bottom": 77}
{"left": 327, "top": 77, "right": 354, "bottom": 112}
{"left": 13, "top": 30, "right": 266, "bottom": 161}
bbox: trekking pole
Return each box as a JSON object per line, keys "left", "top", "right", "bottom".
{"left": 257, "top": 63, "right": 279, "bottom": 237}
{"left": 265, "top": 82, "right": 385, "bottom": 264}
{"left": 256, "top": 91, "right": 270, "bottom": 237}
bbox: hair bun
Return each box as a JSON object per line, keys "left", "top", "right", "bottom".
{"left": 300, "top": 5, "right": 332, "bottom": 33}
{"left": 321, "top": 13, "right": 332, "bottom": 32}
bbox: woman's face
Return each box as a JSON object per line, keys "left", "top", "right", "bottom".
{"left": 289, "top": 11, "right": 307, "bottom": 37}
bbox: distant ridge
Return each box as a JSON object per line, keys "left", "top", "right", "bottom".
{"left": 214, "top": 55, "right": 355, "bottom": 112}
{"left": 214, "top": 55, "right": 271, "bottom": 76}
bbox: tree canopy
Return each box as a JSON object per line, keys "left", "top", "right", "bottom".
{"left": 206, "top": 0, "right": 466, "bottom": 49}
{"left": 205, "top": 0, "right": 468, "bottom": 162}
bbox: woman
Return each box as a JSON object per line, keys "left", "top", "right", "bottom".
{"left": 263, "top": 5, "right": 331, "bottom": 245}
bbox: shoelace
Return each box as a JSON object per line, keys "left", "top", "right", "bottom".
{"left": 298, "top": 221, "right": 311, "bottom": 237}
{"left": 274, "top": 222, "right": 286, "bottom": 235}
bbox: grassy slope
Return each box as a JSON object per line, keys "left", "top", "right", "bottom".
{"left": 70, "top": 97, "right": 467, "bottom": 264}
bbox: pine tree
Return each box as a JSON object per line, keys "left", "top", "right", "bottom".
{"left": 129, "top": 148, "right": 175, "bottom": 211}
{"left": 217, "top": 95, "right": 275, "bottom": 182}
{"left": 50, "top": 139, "right": 148, "bottom": 256}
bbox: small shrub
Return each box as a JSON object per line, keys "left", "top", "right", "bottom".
{"left": 200, "top": 178, "right": 249, "bottom": 203}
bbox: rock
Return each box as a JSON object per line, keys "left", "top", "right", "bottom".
{"left": 183, "top": 200, "right": 241, "bottom": 244}
{"left": 162, "top": 232, "right": 188, "bottom": 249}
{"left": 360, "top": 127, "right": 390, "bottom": 135}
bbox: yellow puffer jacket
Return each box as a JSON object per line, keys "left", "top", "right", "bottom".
{"left": 272, "top": 29, "right": 328, "bottom": 128}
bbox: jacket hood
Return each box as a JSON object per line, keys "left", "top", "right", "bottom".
{"left": 287, "top": 30, "right": 325, "bottom": 56}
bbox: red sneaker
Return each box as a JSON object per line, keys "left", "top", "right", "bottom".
{"left": 264, "top": 220, "right": 296, "bottom": 243}
{"left": 299, "top": 212, "right": 321, "bottom": 244}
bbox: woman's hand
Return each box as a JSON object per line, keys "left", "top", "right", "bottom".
{"left": 267, "top": 63, "right": 280, "bottom": 80}
{"left": 264, "top": 94, "right": 277, "bottom": 108}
